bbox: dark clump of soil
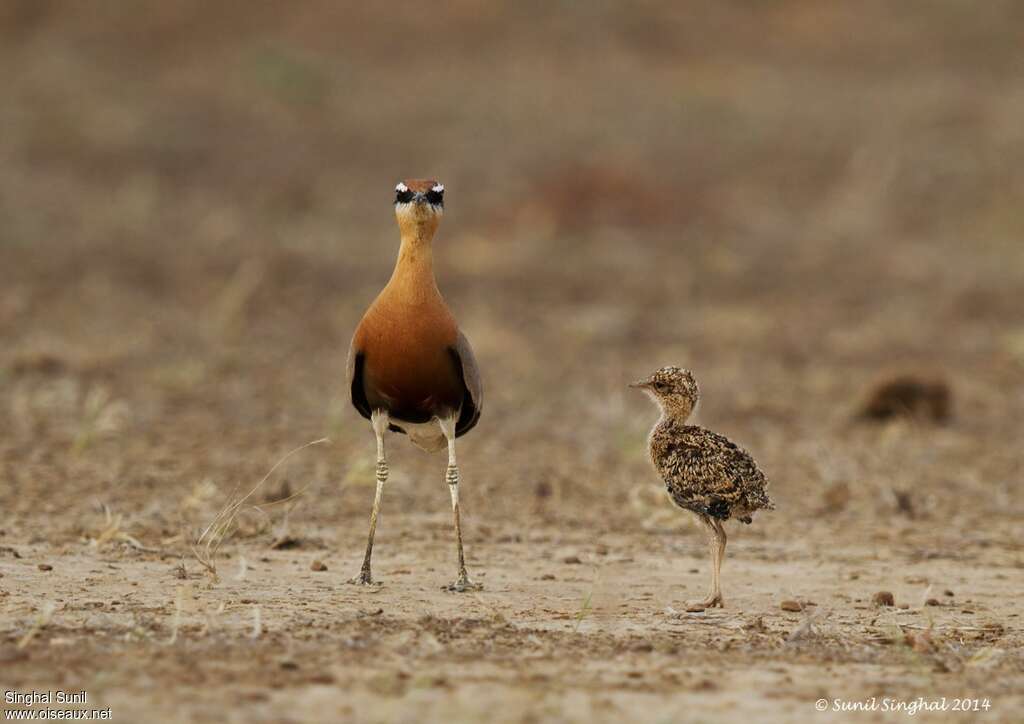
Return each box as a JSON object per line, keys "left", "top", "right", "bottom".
{"left": 857, "top": 374, "right": 952, "bottom": 423}
{"left": 9, "top": 353, "right": 67, "bottom": 376}
{"left": 873, "top": 591, "right": 895, "bottom": 607}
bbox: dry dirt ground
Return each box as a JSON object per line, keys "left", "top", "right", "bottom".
{"left": 2, "top": 3, "right": 1024, "bottom": 723}
{"left": 2, "top": 519, "right": 1024, "bottom": 723}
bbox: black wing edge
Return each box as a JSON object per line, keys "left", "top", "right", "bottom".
{"left": 349, "top": 352, "right": 372, "bottom": 421}
{"left": 448, "top": 346, "right": 481, "bottom": 437}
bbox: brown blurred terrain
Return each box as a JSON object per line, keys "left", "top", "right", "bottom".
{"left": 1, "top": 2, "right": 1023, "bottom": 722}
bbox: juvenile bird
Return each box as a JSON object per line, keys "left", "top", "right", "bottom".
{"left": 631, "top": 367, "right": 773, "bottom": 610}
{"left": 346, "top": 179, "right": 482, "bottom": 592}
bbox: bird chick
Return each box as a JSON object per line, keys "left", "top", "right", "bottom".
{"left": 631, "top": 366, "right": 774, "bottom": 610}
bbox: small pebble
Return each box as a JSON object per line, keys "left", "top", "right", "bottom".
{"left": 38, "top": 563, "right": 53, "bottom": 572}
{"left": 562, "top": 555, "right": 581, "bottom": 564}
{"left": 898, "top": 603, "right": 910, "bottom": 610}
{"left": 685, "top": 603, "right": 706, "bottom": 613}
{"left": 310, "top": 560, "right": 327, "bottom": 572}
{"left": 873, "top": 591, "right": 895, "bottom": 607}
{"left": 944, "top": 589, "right": 954, "bottom": 597}
{"left": 925, "top": 598, "right": 942, "bottom": 607}
{"left": 780, "top": 600, "right": 803, "bottom": 612}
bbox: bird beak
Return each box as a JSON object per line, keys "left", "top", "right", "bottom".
{"left": 412, "top": 191, "right": 428, "bottom": 205}
{"left": 628, "top": 379, "right": 651, "bottom": 389}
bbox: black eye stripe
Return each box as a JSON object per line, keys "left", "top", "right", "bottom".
{"left": 393, "top": 187, "right": 444, "bottom": 206}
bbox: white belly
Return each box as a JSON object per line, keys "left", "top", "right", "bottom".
{"left": 393, "top": 419, "right": 447, "bottom": 453}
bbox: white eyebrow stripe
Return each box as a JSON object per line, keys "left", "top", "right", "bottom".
{"left": 395, "top": 182, "right": 408, "bottom": 192}
{"left": 432, "top": 184, "right": 444, "bottom": 193}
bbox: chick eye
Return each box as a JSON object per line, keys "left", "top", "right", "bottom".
{"left": 425, "top": 189, "right": 444, "bottom": 206}
{"left": 395, "top": 189, "right": 413, "bottom": 204}
{"left": 654, "top": 382, "right": 666, "bottom": 391}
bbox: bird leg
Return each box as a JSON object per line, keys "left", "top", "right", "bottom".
{"left": 439, "top": 416, "right": 481, "bottom": 592}
{"left": 686, "top": 515, "right": 726, "bottom": 610}
{"left": 710, "top": 519, "right": 727, "bottom": 606}
{"left": 349, "top": 409, "right": 389, "bottom": 586}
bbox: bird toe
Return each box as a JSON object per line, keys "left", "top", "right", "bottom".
{"left": 442, "top": 575, "right": 483, "bottom": 593}
{"left": 683, "top": 594, "right": 724, "bottom": 612}
{"left": 348, "top": 572, "right": 382, "bottom": 587}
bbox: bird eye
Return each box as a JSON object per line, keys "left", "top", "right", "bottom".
{"left": 425, "top": 189, "right": 444, "bottom": 206}
{"left": 395, "top": 189, "right": 413, "bottom": 204}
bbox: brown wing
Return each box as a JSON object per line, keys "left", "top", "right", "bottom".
{"left": 655, "top": 426, "right": 772, "bottom": 518}
{"left": 449, "top": 330, "right": 482, "bottom": 437}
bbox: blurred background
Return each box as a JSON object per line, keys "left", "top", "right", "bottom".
{"left": 1, "top": 1, "right": 1022, "bottom": 548}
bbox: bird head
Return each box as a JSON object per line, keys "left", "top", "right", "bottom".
{"left": 629, "top": 366, "right": 700, "bottom": 421}
{"left": 394, "top": 179, "right": 444, "bottom": 239}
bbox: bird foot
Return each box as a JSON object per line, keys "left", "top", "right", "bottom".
{"left": 442, "top": 572, "right": 482, "bottom": 593}
{"left": 683, "top": 594, "right": 724, "bottom": 612}
{"left": 347, "top": 570, "right": 381, "bottom": 587}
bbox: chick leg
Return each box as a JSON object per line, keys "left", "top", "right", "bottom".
{"left": 686, "top": 515, "right": 726, "bottom": 610}
{"left": 349, "top": 409, "right": 389, "bottom": 586}
{"left": 709, "top": 519, "right": 727, "bottom": 607}
{"left": 439, "top": 415, "right": 481, "bottom": 592}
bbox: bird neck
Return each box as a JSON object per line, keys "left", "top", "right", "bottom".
{"left": 657, "top": 398, "right": 694, "bottom": 425}
{"left": 387, "top": 229, "right": 440, "bottom": 301}
{"left": 648, "top": 405, "right": 688, "bottom": 455}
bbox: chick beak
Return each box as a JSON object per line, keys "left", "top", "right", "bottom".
{"left": 412, "top": 191, "right": 428, "bottom": 205}
{"left": 628, "top": 379, "right": 652, "bottom": 389}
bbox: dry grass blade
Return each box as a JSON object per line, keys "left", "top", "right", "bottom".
{"left": 250, "top": 605, "right": 263, "bottom": 639}
{"left": 91, "top": 503, "right": 161, "bottom": 553}
{"left": 165, "top": 586, "right": 186, "bottom": 645}
{"left": 574, "top": 591, "right": 593, "bottom": 632}
{"left": 16, "top": 602, "right": 57, "bottom": 650}
{"left": 192, "top": 437, "right": 328, "bottom": 580}
{"left": 210, "top": 258, "right": 266, "bottom": 339}
{"left": 201, "top": 601, "right": 227, "bottom": 637}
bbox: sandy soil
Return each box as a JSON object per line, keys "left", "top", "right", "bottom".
{"left": 2, "top": 507, "right": 1022, "bottom": 723}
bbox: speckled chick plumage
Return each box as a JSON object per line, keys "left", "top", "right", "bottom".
{"left": 633, "top": 367, "right": 774, "bottom": 523}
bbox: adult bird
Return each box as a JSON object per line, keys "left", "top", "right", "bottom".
{"left": 346, "top": 179, "right": 482, "bottom": 592}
